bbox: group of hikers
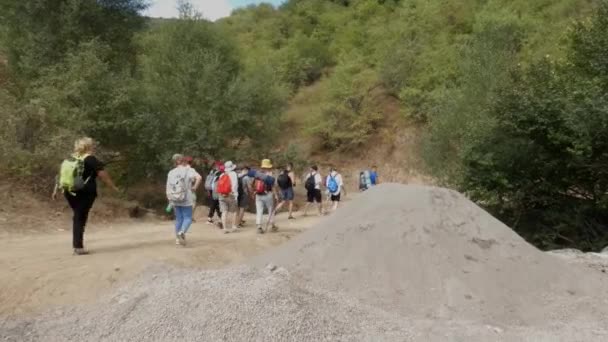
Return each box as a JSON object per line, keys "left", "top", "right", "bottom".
{"left": 54, "top": 137, "right": 380, "bottom": 254}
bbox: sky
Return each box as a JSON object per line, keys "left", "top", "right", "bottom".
{"left": 146, "top": 0, "right": 284, "bottom": 21}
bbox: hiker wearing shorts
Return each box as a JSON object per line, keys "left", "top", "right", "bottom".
{"left": 52, "top": 137, "right": 119, "bottom": 255}
{"left": 237, "top": 166, "right": 252, "bottom": 227}
{"left": 326, "top": 167, "right": 344, "bottom": 212}
{"left": 217, "top": 161, "right": 239, "bottom": 234}
{"left": 253, "top": 159, "right": 279, "bottom": 234}
{"left": 166, "top": 154, "right": 202, "bottom": 246}
{"left": 303, "top": 165, "right": 323, "bottom": 216}
{"left": 274, "top": 162, "right": 296, "bottom": 220}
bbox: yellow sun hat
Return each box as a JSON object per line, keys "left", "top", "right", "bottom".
{"left": 260, "top": 159, "right": 273, "bottom": 169}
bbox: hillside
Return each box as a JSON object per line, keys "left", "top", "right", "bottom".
{"left": 213, "top": 0, "right": 596, "bottom": 169}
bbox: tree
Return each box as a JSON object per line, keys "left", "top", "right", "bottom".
{"left": 0, "top": 0, "right": 147, "bottom": 83}
{"left": 459, "top": 1, "right": 608, "bottom": 250}
{"left": 131, "top": 13, "right": 287, "bottom": 175}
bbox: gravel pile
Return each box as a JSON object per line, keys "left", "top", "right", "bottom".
{"left": 254, "top": 184, "right": 608, "bottom": 325}
{"left": 2, "top": 184, "right": 608, "bottom": 341}
{"left": 1, "top": 265, "right": 415, "bottom": 342}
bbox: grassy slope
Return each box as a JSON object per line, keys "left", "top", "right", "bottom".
{"left": 277, "top": 77, "right": 431, "bottom": 186}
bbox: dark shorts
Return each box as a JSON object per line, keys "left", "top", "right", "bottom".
{"left": 331, "top": 193, "right": 341, "bottom": 202}
{"left": 238, "top": 193, "right": 249, "bottom": 209}
{"left": 307, "top": 189, "right": 322, "bottom": 203}
{"left": 280, "top": 187, "right": 294, "bottom": 201}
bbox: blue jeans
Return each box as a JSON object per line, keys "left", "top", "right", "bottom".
{"left": 174, "top": 205, "right": 193, "bottom": 235}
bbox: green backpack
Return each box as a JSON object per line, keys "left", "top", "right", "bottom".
{"left": 59, "top": 155, "right": 90, "bottom": 193}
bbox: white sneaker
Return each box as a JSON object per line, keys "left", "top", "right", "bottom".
{"left": 176, "top": 238, "right": 181, "bottom": 245}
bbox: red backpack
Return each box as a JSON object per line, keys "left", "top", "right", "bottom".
{"left": 217, "top": 173, "right": 232, "bottom": 195}
{"left": 254, "top": 178, "right": 267, "bottom": 194}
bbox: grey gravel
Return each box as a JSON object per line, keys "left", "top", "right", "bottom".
{"left": 1, "top": 265, "right": 415, "bottom": 342}
{"left": 255, "top": 185, "right": 608, "bottom": 326}
{"left": 2, "top": 184, "right": 608, "bottom": 341}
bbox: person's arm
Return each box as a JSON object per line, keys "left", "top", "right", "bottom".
{"left": 273, "top": 183, "right": 279, "bottom": 201}
{"left": 246, "top": 178, "right": 254, "bottom": 199}
{"left": 98, "top": 170, "right": 120, "bottom": 192}
{"left": 230, "top": 172, "right": 238, "bottom": 200}
{"left": 51, "top": 175, "right": 60, "bottom": 200}
{"left": 289, "top": 171, "right": 296, "bottom": 187}
{"left": 192, "top": 172, "right": 203, "bottom": 191}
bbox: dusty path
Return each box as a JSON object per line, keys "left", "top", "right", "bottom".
{"left": 0, "top": 209, "right": 327, "bottom": 317}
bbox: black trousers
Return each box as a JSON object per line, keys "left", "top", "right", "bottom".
{"left": 207, "top": 191, "right": 222, "bottom": 219}
{"left": 65, "top": 192, "right": 97, "bottom": 249}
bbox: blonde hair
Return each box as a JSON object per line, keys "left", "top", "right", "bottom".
{"left": 74, "top": 137, "right": 95, "bottom": 156}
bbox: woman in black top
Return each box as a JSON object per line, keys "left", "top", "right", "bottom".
{"left": 53, "top": 137, "right": 119, "bottom": 255}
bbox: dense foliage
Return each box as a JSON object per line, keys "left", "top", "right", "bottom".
{"left": 1, "top": 0, "right": 607, "bottom": 249}
{"left": 0, "top": 0, "right": 287, "bottom": 184}
{"left": 423, "top": 1, "right": 608, "bottom": 250}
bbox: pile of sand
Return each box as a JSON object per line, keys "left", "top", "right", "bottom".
{"left": 2, "top": 184, "right": 608, "bottom": 341}
{"left": 254, "top": 185, "right": 608, "bottom": 325}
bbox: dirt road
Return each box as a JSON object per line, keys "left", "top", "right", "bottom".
{"left": 0, "top": 210, "right": 325, "bottom": 317}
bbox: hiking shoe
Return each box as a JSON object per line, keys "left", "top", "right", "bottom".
{"left": 73, "top": 248, "right": 89, "bottom": 256}
{"left": 257, "top": 226, "right": 264, "bottom": 234}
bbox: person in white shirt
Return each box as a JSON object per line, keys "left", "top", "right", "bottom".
{"left": 166, "top": 154, "right": 202, "bottom": 246}
{"left": 303, "top": 165, "right": 323, "bottom": 216}
{"left": 326, "top": 167, "right": 344, "bottom": 212}
{"left": 218, "top": 160, "right": 239, "bottom": 234}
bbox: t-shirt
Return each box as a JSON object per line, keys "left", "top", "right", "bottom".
{"left": 306, "top": 172, "right": 323, "bottom": 190}
{"left": 264, "top": 175, "right": 276, "bottom": 191}
{"left": 167, "top": 165, "right": 200, "bottom": 207}
{"left": 80, "top": 155, "right": 104, "bottom": 195}
{"left": 370, "top": 171, "right": 378, "bottom": 185}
